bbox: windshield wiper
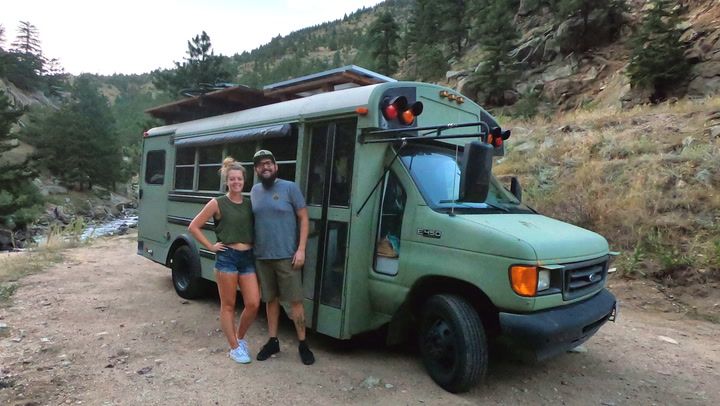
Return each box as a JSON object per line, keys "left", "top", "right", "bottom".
{"left": 437, "top": 200, "right": 510, "bottom": 212}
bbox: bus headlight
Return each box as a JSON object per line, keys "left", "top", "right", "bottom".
{"left": 537, "top": 269, "right": 550, "bottom": 291}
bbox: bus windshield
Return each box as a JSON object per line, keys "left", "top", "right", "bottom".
{"left": 399, "top": 144, "right": 534, "bottom": 214}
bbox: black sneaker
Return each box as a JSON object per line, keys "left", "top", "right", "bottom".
{"left": 299, "top": 341, "right": 315, "bottom": 365}
{"left": 256, "top": 337, "right": 280, "bottom": 361}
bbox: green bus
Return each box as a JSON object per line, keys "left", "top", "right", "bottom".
{"left": 138, "top": 77, "right": 617, "bottom": 393}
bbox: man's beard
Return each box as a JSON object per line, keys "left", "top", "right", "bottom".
{"left": 260, "top": 173, "right": 277, "bottom": 188}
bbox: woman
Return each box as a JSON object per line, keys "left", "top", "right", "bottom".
{"left": 188, "top": 157, "right": 259, "bottom": 364}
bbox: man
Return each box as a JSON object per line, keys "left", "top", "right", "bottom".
{"left": 250, "top": 149, "right": 315, "bottom": 365}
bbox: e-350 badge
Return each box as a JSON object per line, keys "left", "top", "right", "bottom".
{"left": 417, "top": 228, "right": 442, "bottom": 239}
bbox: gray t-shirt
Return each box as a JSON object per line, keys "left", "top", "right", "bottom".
{"left": 250, "top": 179, "right": 306, "bottom": 259}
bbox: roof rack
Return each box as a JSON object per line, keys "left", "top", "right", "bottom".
{"left": 146, "top": 65, "right": 394, "bottom": 124}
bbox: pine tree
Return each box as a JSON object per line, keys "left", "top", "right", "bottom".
{"left": 366, "top": 12, "right": 400, "bottom": 75}
{"left": 11, "top": 21, "right": 42, "bottom": 56}
{"left": 627, "top": 0, "right": 690, "bottom": 100}
{"left": 4, "top": 21, "right": 45, "bottom": 90}
{"left": 465, "top": 0, "right": 519, "bottom": 106}
{"left": 23, "top": 76, "right": 123, "bottom": 190}
{"left": 153, "top": 31, "right": 232, "bottom": 97}
{"left": 0, "top": 90, "right": 43, "bottom": 230}
{"left": 439, "top": 0, "right": 469, "bottom": 57}
{"left": 409, "top": 0, "right": 447, "bottom": 79}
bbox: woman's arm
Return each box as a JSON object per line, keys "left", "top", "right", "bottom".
{"left": 188, "top": 199, "right": 225, "bottom": 252}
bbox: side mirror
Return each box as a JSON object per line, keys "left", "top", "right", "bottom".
{"left": 510, "top": 177, "right": 522, "bottom": 202}
{"left": 459, "top": 141, "right": 493, "bottom": 202}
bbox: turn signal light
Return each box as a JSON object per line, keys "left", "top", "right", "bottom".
{"left": 381, "top": 96, "right": 424, "bottom": 126}
{"left": 487, "top": 134, "right": 503, "bottom": 148}
{"left": 510, "top": 265, "right": 538, "bottom": 297}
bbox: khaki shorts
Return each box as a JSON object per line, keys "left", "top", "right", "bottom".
{"left": 256, "top": 259, "right": 303, "bottom": 303}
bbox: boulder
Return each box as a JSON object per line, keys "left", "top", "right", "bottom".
{"left": 0, "top": 229, "right": 12, "bottom": 250}
{"left": 446, "top": 70, "right": 470, "bottom": 81}
{"left": 503, "top": 90, "right": 520, "bottom": 105}
{"left": 554, "top": 9, "right": 620, "bottom": 54}
{"left": 51, "top": 206, "right": 71, "bottom": 224}
{"left": 706, "top": 125, "right": 720, "bottom": 138}
{"left": 541, "top": 63, "right": 576, "bottom": 82}
{"left": 517, "top": 0, "right": 538, "bottom": 17}
{"left": 620, "top": 85, "right": 653, "bottom": 109}
{"left": 556, "top": 17, "right": 586, "bottom": 54}
{"left": 543, "top": 36, "right": 559, "bottom": 61}
{"left": 110, "top": 192, "right": 134, "bottom": 213}
{"left": 38, "top": 184, "right": 69, "bottom": 196}
{"left": 511, "top": 36, "right": 545, "bottom": 64}
{"left": 687, "top": 76, "right": 720, "bottom": 97}
{"left": 693, "top": 61, "right": 720, "bottom": 78}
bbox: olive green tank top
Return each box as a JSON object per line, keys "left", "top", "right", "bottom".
{"left": 214, "top": 195, "right": 253, "bottom": 244}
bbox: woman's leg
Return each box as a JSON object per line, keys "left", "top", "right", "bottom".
{"left": 236, "top": 273, "right": 260, "bottom": 340}
{"left": 216, "top": 270, "right": 240, "bottom": 349}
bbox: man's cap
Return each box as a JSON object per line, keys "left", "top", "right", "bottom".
{"left": 253, "top": 149, "right": 275, "bottom": 165}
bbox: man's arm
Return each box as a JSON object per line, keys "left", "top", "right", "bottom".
{"left": 292, "top": 207, "right": 309, "bottom": 270}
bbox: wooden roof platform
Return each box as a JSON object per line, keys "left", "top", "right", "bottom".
{"left": 145, "top": 65, "right": 395, "bottom": 124}
{"left": 145, "top": 85, "right": 280, "bottom": 124}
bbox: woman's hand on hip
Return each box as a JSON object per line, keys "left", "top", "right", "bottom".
{"left": 211, "top": 242, "right": 227, "bottom": 252}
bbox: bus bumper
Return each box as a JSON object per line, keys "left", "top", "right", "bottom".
{"left": 498, "top": 288, "right": 617, "bottom": 362}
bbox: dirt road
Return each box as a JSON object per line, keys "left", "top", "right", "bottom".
{"left": 1, "top": 234, "right": 719, "bottom": 405}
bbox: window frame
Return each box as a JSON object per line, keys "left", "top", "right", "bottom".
{"left": 144, "top": 150, "right": 166, "bottom": 185}
{"left": 372, "top": 170, "right": 407, "bottom": 276}
{"left": 172, "top": 128, "right": 299, "bottom": 193}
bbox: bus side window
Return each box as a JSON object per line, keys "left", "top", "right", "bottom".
{"left": 145, "top": 150, "right": 166, "bottom": 185}
{"left": 374, "top": 172, "right": 406, "bottom": 276}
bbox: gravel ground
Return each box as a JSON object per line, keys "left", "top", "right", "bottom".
{"left": 1, "top": 233, "right": 719, "bottom": 405}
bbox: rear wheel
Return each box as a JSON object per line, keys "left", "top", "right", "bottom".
{"left": 171, "top": 245, "right": 206, "bottom": 299}
{"left": 418, "top": 294, "right": 487, "bottom": 393}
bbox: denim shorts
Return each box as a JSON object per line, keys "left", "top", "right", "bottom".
{"left": 215, "top": 247, "right": 256, "bottom": 275}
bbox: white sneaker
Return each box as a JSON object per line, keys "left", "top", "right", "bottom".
{"left": 229, "top": 345, "right": 251, "bottom": 364}
{"left": 238, "top": 338, "right": 250, "bottom": 357}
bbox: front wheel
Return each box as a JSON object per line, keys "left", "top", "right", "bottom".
{"left": 418, "top": 294, "right": 488, "bottom": 393}
{"left": 171, "top": 245, "right": 206, "bottom": 299}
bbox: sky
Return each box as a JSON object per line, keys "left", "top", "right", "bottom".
{"left": 1, "top": 0, "right": 386, "bottom": 76}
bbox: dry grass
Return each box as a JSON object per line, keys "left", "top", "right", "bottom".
{"left": 0, "top": 220, "right": 86, "bottom": 305}
{"left": 498, "top": 96, "right": 720, "bottom": 282}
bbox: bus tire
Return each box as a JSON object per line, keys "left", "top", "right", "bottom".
{"left": 171, "top": 245, "right": 205, "bottom": 299}
{"left": 418, "top": 294, "right": 487, "bottom": 393}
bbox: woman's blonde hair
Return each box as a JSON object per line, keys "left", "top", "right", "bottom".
{"left": 220, "top": 157, "right": 246, "bottom": 180}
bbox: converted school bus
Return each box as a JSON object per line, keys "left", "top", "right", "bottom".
{"left": 137, "top": 66, "right": 617, "bottom": 392}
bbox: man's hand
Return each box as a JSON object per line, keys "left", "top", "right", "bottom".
{"left": 292, "top": 249, "right": 305, "bottom": 270}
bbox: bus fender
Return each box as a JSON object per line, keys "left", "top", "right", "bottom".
{"left": 166, "top": 234, "right": 201, "bottom": 269}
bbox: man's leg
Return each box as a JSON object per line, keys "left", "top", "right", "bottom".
{"left": 294, "top": 300, "right": 314, "bottom": 365}
{"left": 278, "top": 259, "right": 314, "bottom": 365}
{"left": 266, "top": 298, "right": 281, "bottom": 337}
{"left": 256, "top": 260, "right": 281, "bottom": 361}
{"left": 290, "top": 301, "right": 306, "bottom": 341}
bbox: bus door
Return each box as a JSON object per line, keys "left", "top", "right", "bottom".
{"left": 303, "top": 119, "right": 356, "bottom": 337}
{"left": 138, "top": 136, "right": 170, "bottom": 244}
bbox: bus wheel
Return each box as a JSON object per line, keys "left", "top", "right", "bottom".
{"left": 171, "top": 245, "right": 205, "bottom": 299}
{"left": 418, "top": 294, "right": 487, "bottom": 393}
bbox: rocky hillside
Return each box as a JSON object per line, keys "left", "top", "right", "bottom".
{"left": 439, "top": 0, "right": 720, "bottom": 112}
